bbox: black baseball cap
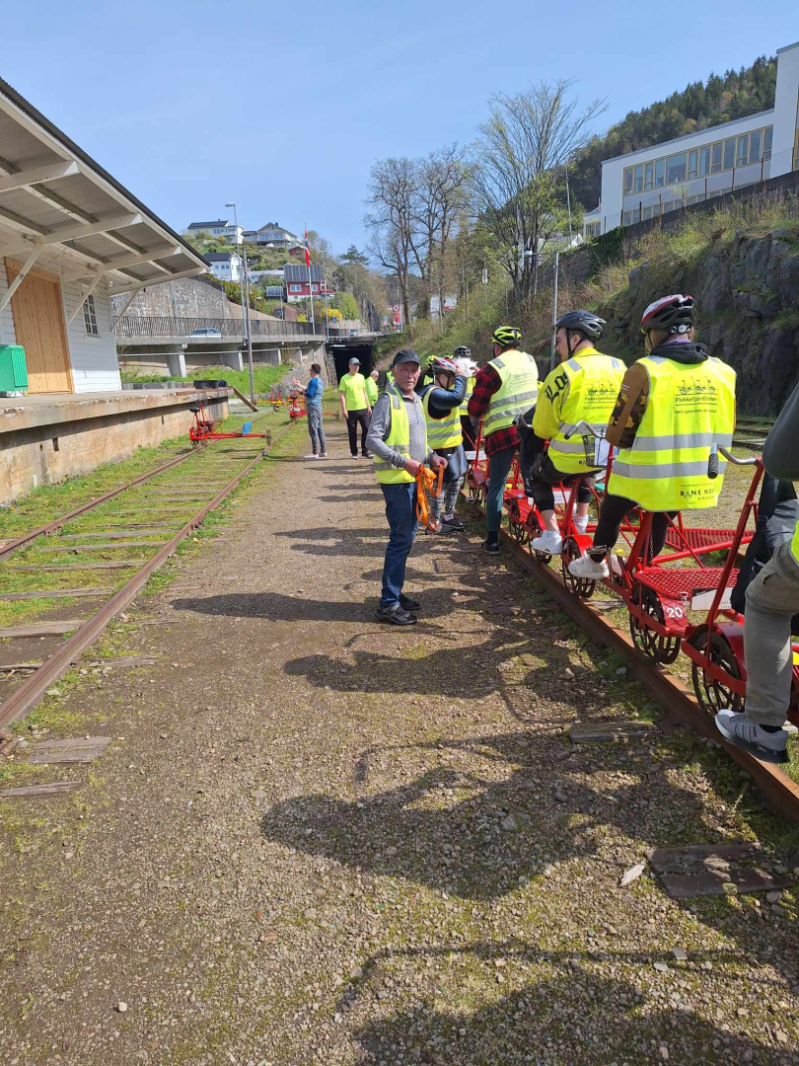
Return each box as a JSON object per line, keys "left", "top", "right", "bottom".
{"left": 392, "top": 349, "right": 422, "bottom": 368}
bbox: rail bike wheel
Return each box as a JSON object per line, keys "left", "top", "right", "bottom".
{"left": 561, "top": 536, "right": 595, "bottom": 599}
{"left": 687, "top": 627, "right": 743, "bottom": 716}
{"left": 629, "top": 584, "right": 681, "bottom": 665}
{"left": 507, "top": 502, "right": 528, "bottom": 543}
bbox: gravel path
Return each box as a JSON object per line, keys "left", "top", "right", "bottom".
{"left": 1, "top": 421, "right": 798, "bottom": 1066}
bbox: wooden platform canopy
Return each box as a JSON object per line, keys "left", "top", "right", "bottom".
{"left": 0, "top": 76, "right": 207, "bottom": 323}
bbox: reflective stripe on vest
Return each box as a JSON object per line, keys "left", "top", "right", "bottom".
{"left": 484, "top": 350, "right": 539, "bottom": 436}
{"left": 546, "top": 350, "right": 625, "bottom": 474}
{"left": 607, "top": 355, "right": 737, "bottom": 511}
{"left": 459, "top": 376, "right": 475, "bottom": 415}
{"left": 792, "top": 520, "right": 799, "bottom": 565}
{"left": 422, "top": 386, "right": 463, "bottom": 449}
{"left": 373, "top": 384, "right": 424, "bottom": 485}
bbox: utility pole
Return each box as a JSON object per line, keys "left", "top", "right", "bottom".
{"left": 550, "top": 250, "right": 560, "bottom": 374}
{"left": 226, "top": 201, "right": 255, "bottom": 401}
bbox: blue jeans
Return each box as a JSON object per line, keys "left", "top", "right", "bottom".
{"left": 380, "top": 482, "right": 418, "bottom": 606}
{"left": 486, "top": 445, "right": 516, "bottom": 534}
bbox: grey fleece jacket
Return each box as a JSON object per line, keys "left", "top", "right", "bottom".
{"left": 366, "top": 389, "right": 433, "bottom": 471}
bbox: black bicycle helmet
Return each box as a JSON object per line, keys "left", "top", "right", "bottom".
{"left": 453, "top": 345, "right": 471, "bottom": 357}
{"left": 491, "top": 326, "right": 522, "bottom": 349}
{"left": 555, "top": 310, "right": 606, "bottom": 341}
{"left": 640, "top": 294, "right": 696, "bottom": 335}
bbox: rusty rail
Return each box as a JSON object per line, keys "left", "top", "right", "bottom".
{"left": 0, "top": 423, "right": 293, "bottom": 731}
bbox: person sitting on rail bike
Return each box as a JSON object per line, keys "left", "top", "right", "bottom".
{"left": 421, "top": 355, "right": 469, "bottom": 535}
{"left": 467, "top": 326, "right": 539, "bottom": 555}
{"left": 716, "top": 381, "right": 799, "bottom": 764}
{"left": 366, "top": 349, "right": 448, "bottom": 626}
{"left": 522, "top": 310, "right": 624, "bottom": 556}
{"left": 568, "top": 294, "right": 737, "bottom": 580}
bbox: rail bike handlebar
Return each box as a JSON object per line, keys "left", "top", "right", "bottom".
{"left": 562, "top": 420, "right": 609, "bottom": 441}
{"left": 707, "top": 444, "right": 759, "bottom": 479}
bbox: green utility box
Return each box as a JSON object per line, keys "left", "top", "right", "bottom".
{"left": 0, "top": 344, "right": 28, "bottom": 392}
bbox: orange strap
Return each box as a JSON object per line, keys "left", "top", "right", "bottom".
{"left": 415, "top": 464, "right": 444, "bottom": 530}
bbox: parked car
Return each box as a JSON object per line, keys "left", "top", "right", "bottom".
{"left": 188, "top": 328, "right": 222, "bottom": 339}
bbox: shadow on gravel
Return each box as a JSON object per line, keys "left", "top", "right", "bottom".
{"left": 259, "top": 730, "right": 708, "bottom": 901}
{"left": 274, "top": 527, "right": 387, "bottom": 557}
{"left": 348, "top": 966, "right": 779, "bottom": 1065}
{"left": 170, "top": 591, "right": 472, "bottom": 623}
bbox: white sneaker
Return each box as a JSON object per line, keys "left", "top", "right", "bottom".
{"left": 574, "top": 516, "right": 589, "bottom": 535}
{"left": 568, "top": 554, "right": 609, "bottom": 579}
{"left": 304, "top": 453, "right": 320, "bottom": 459}
{"left": 715, "top": 709, "right": 789, "bottom": 764}
{"left": 531, "top": 531, "right": 563, "bottom": 554}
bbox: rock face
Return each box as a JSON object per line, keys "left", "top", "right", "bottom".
{"left": 600, "top": 228, "right": 799, "bottom": 415}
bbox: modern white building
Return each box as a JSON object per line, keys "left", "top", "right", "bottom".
{"left": 205, "top": 251, "right": 243, "bottom": 283}
{"left": 245, "top": 223, "right": 301, "bottom": 248}
{"left": 0, "top": 77, "right": 206, "bottom": 395}
{"left": 185, "top": 219, "right": 244, "bottom": 245}
{"left": 585, "top": 40, "right": 799, "bottom": 236}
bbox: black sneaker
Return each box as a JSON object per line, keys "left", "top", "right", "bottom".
{"left": 376, "top": 603, "right": 418, "bottom": 626}
{"left": 425, "top": 523, "right": 454, "bottom": 535}
{"left": 441, "top": 517, "right": 466, "bottom": 531}
{"left": 481, "top": 539, "right": 499, "bottom": 555}
{"left": 399, "top": 593, "right": 421, "bottom": 612}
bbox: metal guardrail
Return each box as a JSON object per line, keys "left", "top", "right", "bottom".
{"left": 115, "top": 316, "right": 327, "bottom": 340}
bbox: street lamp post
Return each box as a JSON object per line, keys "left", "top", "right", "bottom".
{"left": 225, "top": 201, "right": 255, "bottom": 402}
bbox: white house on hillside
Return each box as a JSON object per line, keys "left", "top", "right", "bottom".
{"left": 0, "top": 77, "right": 206, "bottom": 394}
{"left": 246, "top": 223, "right": 301, "bottom": 248}
{"left": 205, "top": 251, "right": 243, "bottom": 283}
{"left": 585, "top": 39, "right": 799, "bottom": 236}
{"left": 185, "top": 219, "right": 244, "bottom": 245}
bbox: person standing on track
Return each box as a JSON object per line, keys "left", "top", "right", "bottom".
{"left": 297, "top": 363, "right": 328, "bottom": 459}
{"left": 339, "top": 357, "right": 372, "bottom": 459}
{"left": 467, "top": 326, "right": 539, "bottom": 555}
{"left": 366, "top": 369, "right": 380, "bottom": 408}
{"left": 453, "top": 345, "right": 477, "bottom": 448}
{"left": 716, "top": 381, "right": 799, "bottom": 764}
{"left": 366, "top": 349, "right": 447, "bottom": 625}
{"left": 568, "top": 295, "right": 737, "bottom": 580}
{"left": 421, "top": 356, "right": 468, "bottom": 535}
{"left": 527, "top": 311, "right": 625, "bottom": 555}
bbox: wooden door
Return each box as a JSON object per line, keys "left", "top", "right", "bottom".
{"left": 5, "top": 259, "right": 73, "bottom": 394}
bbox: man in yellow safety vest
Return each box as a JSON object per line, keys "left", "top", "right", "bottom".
{"left": 339, "top": 357, "right": 372, "bottom": 459}
{"left": 527, "top": 310, "right": 625, "bottom": 555}
{"left": 453, "top": 345, "right": 477, "bottom": 447}
{"left": 366, "top": 350, "right": 448, "bottom": 625}
{"left": 569, "top": 294, "right": 737, "bottom": 580}
{"left": 716, "top": 382, "right": 799, "bottom": 764}
{"left": 467, "top": 326, "right": 539, "bottom": 554}
{"left": 365, "top": 369, "right": 379, "bottom": 407}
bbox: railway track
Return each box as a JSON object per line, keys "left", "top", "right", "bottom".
{"left": 471, "top": 499, "right": 799, "bottom": 824}
{"left": 0, "top": 412, "right": 294, "bottom": 732}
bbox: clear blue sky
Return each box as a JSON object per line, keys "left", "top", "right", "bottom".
{"left": 3, "top": 1, "right": 793, "bottom": 255}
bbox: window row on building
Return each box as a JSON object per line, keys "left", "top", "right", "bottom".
{"left": 623, "top": 125, "right": 774, "bottom": 196}
{"left": 620, "top": 182, "right": 755, "bottom": 226}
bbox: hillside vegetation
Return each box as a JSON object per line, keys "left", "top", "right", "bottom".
{"left": 571, "top": 56, "right": 777, "bottom": 209}
{"left": 399, "top": 194, "right": 799, "bottom": 417}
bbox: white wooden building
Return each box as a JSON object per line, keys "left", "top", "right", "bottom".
{"left": 0, "top": 77, "right": 207, "bottom": 395}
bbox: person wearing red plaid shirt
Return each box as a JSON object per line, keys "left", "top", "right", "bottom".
{"left": 468, "top": 326, "right": 539, "bottom": 554}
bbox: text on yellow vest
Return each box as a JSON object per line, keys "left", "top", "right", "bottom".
{"left": 607, "top": 354, "right": 737, "bottom": 511}
{"left": 545, "top": 350, "right": 626, "bottom": 474}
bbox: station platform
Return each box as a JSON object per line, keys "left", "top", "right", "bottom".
{"left": 0, "top": 386, "right": 230, "bottom": 504}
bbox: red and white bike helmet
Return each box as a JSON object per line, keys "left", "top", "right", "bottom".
{"left": 430, "top": 356, "right": 458, "bottom": 376}
{"left": 640, "top": 294, "right": 697, "bottom": 335}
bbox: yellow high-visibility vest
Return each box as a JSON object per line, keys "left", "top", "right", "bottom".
{"left": 484, "top": 349, "right": 539, "bottom": 437}
{"left": 373, "top": 384, "right": 427, "bottom": 485}
{"left": 544, "top": 350, "right": 626, "bottom": 475}
{"left": 459, "top": 376, "right": 475, "bottom": 415}
{"left": 791, "top": 521, "right": 799, "bottom": 565}
{"left": 423, "top": 386, "right": 463, "bottom": 449}
{"left": 365, "top": 376, "right": 378, "bottom": 405}
{"left": 607, "top": 354, "right": 737, "bottom": 511}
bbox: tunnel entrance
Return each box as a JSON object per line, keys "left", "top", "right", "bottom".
{"left": 329, "top": 341, "right": 373, "bottom": 384}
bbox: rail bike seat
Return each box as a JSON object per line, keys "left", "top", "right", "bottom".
{"left": 634, "top": 566, "right": 739, "bottom": 607}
